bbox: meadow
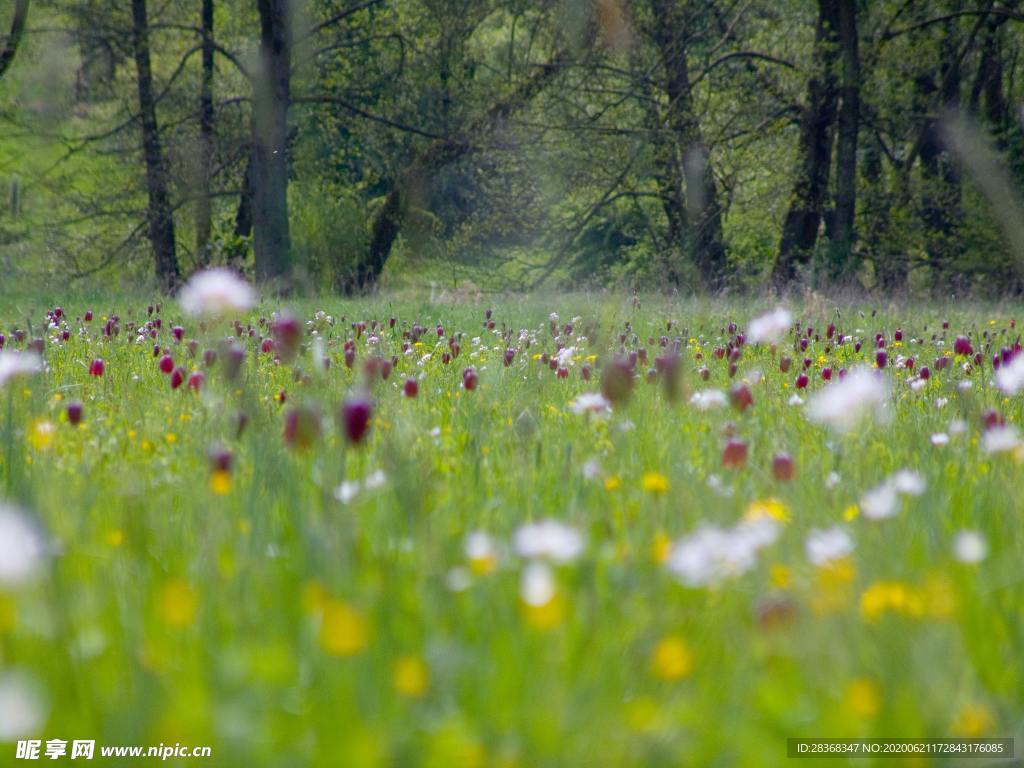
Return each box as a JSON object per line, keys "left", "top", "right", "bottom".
{"left": 0, "top": 275, "right": 1022, "bottom": 766}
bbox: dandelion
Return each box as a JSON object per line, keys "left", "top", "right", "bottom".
{"left": 860, "top": 581, "right": 923, "bottom": 621}
{"left": 650, "top": 636, "right": 693, "bottom": 681}
{"left": 953, "top": 530, "right": 988, "bottom": 563}
{"left": 318, "top": 599, "right": 369, "bottom": 656}
{"left": 393, "top": 655, "right": 430, "bottom": 698}
{"left": 806, "top": 367, "right": 888, "bottom": 433}
{"left": 157, "top": 579, "right": 198, "bottom": 628}
{"left": 0, "top": 351, "right": 42, "bottom": 389}
{"left": 179, "top": 268, "right": 256, "bottom": 317}
{"left": 745, "top": 498, "right": 789, "bottom": 523}
{"left": 27, "top": 420, "right": 55, "bottom": 451}
{"left": 513, "top": 519, "right": 585, "bottom": 563}
{"left": 806, "top": 527, "right": 854, "bottom": 566}
{"left": 641, "top": 472, "right": 669, "bottom": 494}
{"left": 746, "top": 307, "right": 792, "bottom": 344}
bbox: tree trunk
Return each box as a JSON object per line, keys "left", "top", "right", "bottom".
{"left": 772, "top": 0, "right": 840, "bottom": 288}
{"left": 252, "top": 0, "right": 292, "bottom": 288}
{"left": 195, "top": 0, "right": 215, "bottom": 264}
{"left": 0, "top": 0, "right": 29, "bottom": 81}
{"left": 131, "top": 0, "right": 180, "bottom": 290}
{"left": 918, "top": 20, "right": 963, "bottom": 290}
{"left": 831, "top": 0, "right": 859, "bottom": 280}
{"left": 349, "top": 48, "right": 573, "bottom": 293}
{"left": 649, "top": 0, "right": 727, "bottom": 291}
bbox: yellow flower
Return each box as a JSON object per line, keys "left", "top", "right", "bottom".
{"left": 844, "top": 678, "right": 881, "bottom": 718}
{"left": 210, "top": 469, "right": 232, "bottom": 495}
{"left": 650, "top": 636, "right": 693, "bottom": 681}
{"left": 604, "top": 475, "right": 621, "bottom": 491}
{"left": 860, "top": 581, "right": 924, "bottom": 621}
{"left": 158, "top": 579, "right": 198, "bottom": 628}
{"left": 521, "top": 594, "right": 564, "bottom": 630}
{"left": 811, "top": 557, "right": 856, "bottom": 615}
{"left": 319, "top": 599, "right": 369, "bottom": 656}
{"left": 843, "top": 504, "right": 859, "bottom": 521}
{"left": 651, "top": 531, "right": 672, "bottom": 564}
{"left": 165, "top": 433, "right": 177, "bottom": 444}
{"left": 745, "top": 498, "right": 790, "bottom": 523}
{"left": 769, "top": 564, "right": 792, "bottom": 590}
{"left": 393, "top": 655, "right": 430, "bottom": 698}
{"left": 641, "top": 472, "right": 669, "bottom": 494}
{"left": 27, "top": 420, "right": 55, "bottom": 451}
{"left": 104, "top": 528, "right": 124, "bottom": 548}
{"left": 952, "top": 702, "right": 995, "bottom": 737}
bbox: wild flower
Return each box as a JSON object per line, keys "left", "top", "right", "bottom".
{"left": 806, "top": 367, "right": 888, "bottom": 433}
{"left": 806, "top": 527, "right": 854, "bottom": 566}
{"left": 513, "top": 520, "right": 585, "bottom": 563}
{"left": 953, "top": 530, "right": 987, "bottom": 563}
{"left": 746, "top": 307, "right": 792, "bottom": 344}
{"left": 0, "top": 504, "right": 47, "bottom": 586}
{"left": 179, "top": 268, "right": 256, "bottom": 317}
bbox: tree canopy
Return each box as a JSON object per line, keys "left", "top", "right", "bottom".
{"left": 1, "top": 0, "right": 1023, "bottom": 295}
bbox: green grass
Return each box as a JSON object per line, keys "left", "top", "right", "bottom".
{"left": 0, "top": 290, "right": 1022, "bottom": 766}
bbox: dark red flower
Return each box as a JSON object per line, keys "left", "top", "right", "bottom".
{"left": 772, "top": 452, "right": 795, "bottom": 482}
{"left": 339, "top": 395, "right": 372, "bottom": 445}
{"left": 89, "top": 359, "right": 105, "bottom": 377}
{"left": 66, "top": 401, "right": 83, "bottom": 426}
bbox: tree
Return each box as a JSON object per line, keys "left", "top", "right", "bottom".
{"left": 772, "top": 0, "right": 840, "bottom": 288}
{"left": 0, "top": 0, "right": 29, "bottom": 81}
{"left": 251, "top": 0, "right": 293, "bottom": 287}
{"left": 831, "top": 0, "right": 860, "bottom": 279}
{"left": 195, "top": 0, "right": 216, "bottom": 263}
{"left": 131, "top": 0, "right": 180, "bottom": 290}
{"left": 646, "top": 0, "right": 729, "bottom": 291}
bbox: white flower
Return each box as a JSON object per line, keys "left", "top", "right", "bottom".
{"left": 890, "top": 469, "right": 926, "bottom": 496}
{"left": 953, "top": 530, "right": 988, "bottom": 564}
{"left": 996, "top": 355, "right": 1024, "bottom": 394}
{"left": 178, "top": 268, "right": 256, "bottom": 316}
{"left": 806, "top": 527, "right": 854, "bottom": 566}
{"left": 568, "top": 392, "right": 611, "bottom": 416}
{"left": 690, "top": 389, "right": 727, "bottom": 410}
{"left": 665, "top": 518, "right": 779, "bottom": 587}
{"left": 555, "top": 346, "right": 576, "bottom": 367}
{"left": 806, "top": 367, "right": 888, "bottom": 433}
{"left": 445, "top": 567, "right": 472, "bottom": 592}
{"left": 582, "top": 459, "right": 602, "bottom": 480}
{"left": 930, "top": 433, "right": 950, "bottom": 446}
{"left": 935, "top": 397, "right": 949, "bottom": 409}
{"left": 860, "top": 469, "right": 926, "bottom": 520}
{"left": 0, "top": 672, "right": 45, "bottom": 739}
{"left": 825, "top": 471, "right": 841, "bottom": 490}
{"left": 334, "top": 481, "right": 360, "bottom": 504}
{"left": 788, "top": 394, "right": 804, "bottom": 406}
{"left": 860, "top": 483, "right": 898, "bottom": 520}
{"left": 949, "top": 419, "right": 968, "bottom": 435}
{"left": 982, "top": 425, "right": 1021, "bottom": 454}
{"left": 746, "top": 307, "right": 793, "bottom": 344}
{"left": 0, "top": 351, "right": 42, "bottom": 390}
{"left": 520, "top": 561, "right": 556, "bottom": 606}
{"left": 465, "top": 531, "right": 497, "bottom": 563}
{"left": 513, "top": 519, "right": 585, "bottom": 563}
{"left": 364, "top": 469, "right": 387, "bottom": 490}
{"left": 0, "top": 505, "right": 46, "bottom": 586}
